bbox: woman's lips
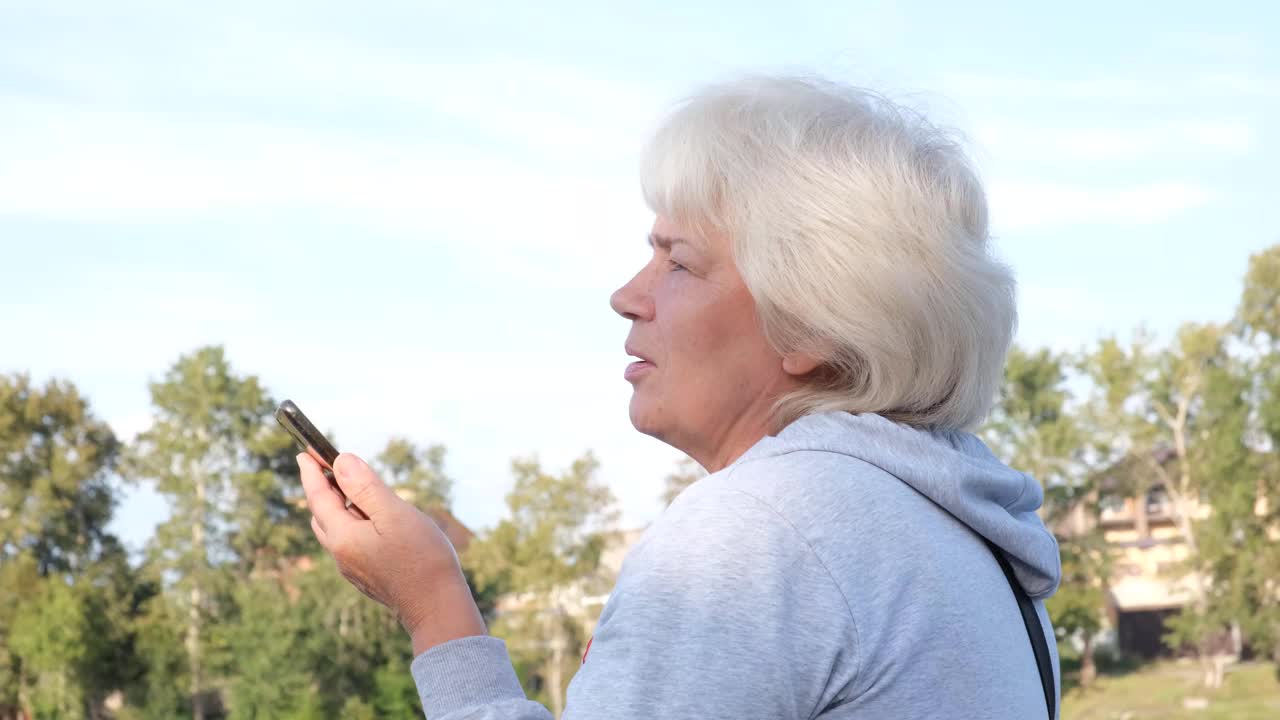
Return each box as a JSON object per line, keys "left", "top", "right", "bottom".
{"left": 624, "top": 360, "right": 655, "bottom": 382}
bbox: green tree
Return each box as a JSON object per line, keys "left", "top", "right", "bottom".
{"left": 227, "top": 422, "right": 311, "bottom": 584}
{"left": 124, "top": 346, "right": 306, "bottom": 719}
{"left": 983, "top": 346, "right": 1083, "bottom": 487}
{"left": 0, "top": 374, "right": 137, "bottom": 719}
{"left": 376, "top": 437, "right": 453, "bottom": 509}
{"left": 0, "top": 374, "right": 119, "bottom": 575}
{"left": 1177, "top": 353, "right": 1267, "bottom": 671}
{"left": 1081, "top": 325, "right": 1253, "bottom": 687}
{"left": 288, "top": 552, "right": 422, "bottom": 719}
{"left": 371, "top": 658, "right": 420, "bottom": 718}
{"left": 8, "top": 581, "right": 88, "bottom": 719}
{"left": 1236, "top": 245, "right": 1280, "bottom": 355}
{"left": 464, "top": 453, "right": 616, "bottom": 718}
{"left": 1228, "top": 243, "right": 1280, "bottom": 665}
{"left": 129, "top": 587, "right": 190, "bottom": 720}
{"left": 223, "top": 579, "right": 315, "bottom": 720}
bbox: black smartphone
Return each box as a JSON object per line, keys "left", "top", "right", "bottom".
{"left": 275, "top": 399, "right": 344, "bottom": 496}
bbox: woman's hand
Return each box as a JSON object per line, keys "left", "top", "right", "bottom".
{"left": 297, "top": 452, "right": 487, "bottom": 655}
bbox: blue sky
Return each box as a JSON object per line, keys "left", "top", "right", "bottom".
{"left": 2, "top": 0, "right": 1277, "bottom": 553}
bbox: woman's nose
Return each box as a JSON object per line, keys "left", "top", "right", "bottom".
{"left": 610, "top": 268, "right": 653, "bottom": 321}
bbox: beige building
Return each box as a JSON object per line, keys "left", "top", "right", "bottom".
{"left": 1053, "top": 446, "right": 1221, "bottom": 658}
{"left": 1095, "top": 480, "right": 1206, "bottom": 657}
{"left": 492, "top": 527, "right": 646, "bottom": 629}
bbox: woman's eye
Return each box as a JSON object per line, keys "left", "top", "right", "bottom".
{"left": 666, "top": 259, "right": 688, "bottom": 272}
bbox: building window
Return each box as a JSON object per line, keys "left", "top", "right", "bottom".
{"left": 1146, "top": 485, "right": 1172, "bottom": 519}
{"left": 1100, "top": 494, "right": 1127, "bottom": 520}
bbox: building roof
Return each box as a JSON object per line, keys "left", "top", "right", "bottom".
{"left": 425, "top": 506, "right": 475, "bottom": 553}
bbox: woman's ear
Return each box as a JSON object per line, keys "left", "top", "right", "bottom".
{"left": 781, "top": 352, "right": 822, "bottom": 377}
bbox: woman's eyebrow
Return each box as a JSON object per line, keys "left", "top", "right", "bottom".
{"left": 647, "top": 233, "right": 695, "bottom": 251}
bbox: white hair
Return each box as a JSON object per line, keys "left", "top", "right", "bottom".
{"left": 640, "top": 75, "right": 1016, "bottom": 432}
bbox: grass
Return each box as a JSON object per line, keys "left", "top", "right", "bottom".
{"left": 1062, "top": 659, "right": 1280, "bottom": 720}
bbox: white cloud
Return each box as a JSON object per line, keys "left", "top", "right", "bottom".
{"left": 1190, "top": 70, "right": 1280, "bottom": 99}
{"left": 942, "top": 72, "right": 1151, "bottom": 102}
{"left": 973, "top": 120, "right": 1256, "bottom": 161}
{"left": 0, "top": 31, "right": 668, "bottom": 256}
{"left": 103, "top": 412, "right": 154, "bottom": 443}
{"left": 1155, "top": 30, "right": 1268, "bottom": 63}
{"left": 988, "top": 179, "right": 1215, "bottom": 230}
{"left": 0, "top": 98, "right": 615, "bottom": 209}
{"left": 0, "top": 96, "right": 655, "bottom": 287}
{"left": 1015, "top": 284, "right": 1118, "bottom": 352}
{"left": 1177, "top": 121, "right": 1257, "bottom": 152}
{"left": 943, "top": 70, "right": 1280, "bottom": 103}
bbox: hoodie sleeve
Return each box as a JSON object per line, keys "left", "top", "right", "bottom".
{"left": 411, "top": 635, "right": 551, "bottom": 719}
{"left": 410, "top": 481, "right": 859, "bottom": 719}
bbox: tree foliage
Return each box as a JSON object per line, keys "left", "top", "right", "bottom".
{"left": 464, "top": 453, "right": 616, "bottom": 715}
{"left": 0, "top": 374, "right": 141, "bottom": 719}
{"left": 376, "top": 437, "right": 453, "bottom": 509}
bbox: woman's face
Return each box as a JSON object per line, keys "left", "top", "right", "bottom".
{"left": 610, "top": 216, "right": 804, "bottom": 471}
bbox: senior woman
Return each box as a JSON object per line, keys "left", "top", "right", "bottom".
{"left": 297, "top": 75, "right": 1062, "bottom": 719}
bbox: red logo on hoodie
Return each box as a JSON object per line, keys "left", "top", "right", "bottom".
{"left": 581, "top": 636, "right": 593, "bottom": 664}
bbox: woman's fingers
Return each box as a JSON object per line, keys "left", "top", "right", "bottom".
{"left": 332, "top": 453, "right": 396, "bottom": 520}
{"left": 298, "top": 453, "right": 355, "bottom": 535}
{"left": 297, "top": 450, "right": 485, "bottom": 651}
{"left": 310, "top": 514, "right": 329, "bottom": 547}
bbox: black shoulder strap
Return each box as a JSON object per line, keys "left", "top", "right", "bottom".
{"left": 985, "top": 539, "right": 1056, "bottom": 720}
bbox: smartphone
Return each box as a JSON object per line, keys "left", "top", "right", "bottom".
{"left": 275, "top": 399, "right": 345, "bottom": 497}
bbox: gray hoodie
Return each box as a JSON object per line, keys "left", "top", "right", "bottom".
{"left": 411, "top": 411, "right": 1062, "bottom": 719}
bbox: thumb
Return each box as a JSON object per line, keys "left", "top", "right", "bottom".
{"left": 332, "top": 452, "right": 395, "bottom": 518}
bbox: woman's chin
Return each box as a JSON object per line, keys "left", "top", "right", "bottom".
{"left": 627, "top": 395, "right": 665, "bottom": 439}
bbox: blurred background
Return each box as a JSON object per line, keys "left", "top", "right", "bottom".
{"left": 2, "top": 1, "right": 1277, "bottom": 718}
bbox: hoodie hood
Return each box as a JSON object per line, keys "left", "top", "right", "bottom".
{"left": 738, "top": 411, "right": 1062, "bottom": 599}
